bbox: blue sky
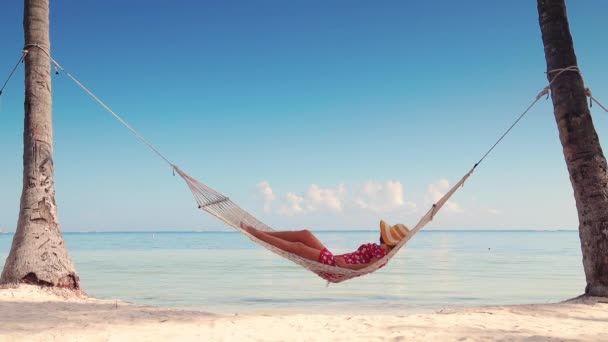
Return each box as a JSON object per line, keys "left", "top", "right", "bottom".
{"left": 1, "top": 1, "right": 607, "bottom": 232}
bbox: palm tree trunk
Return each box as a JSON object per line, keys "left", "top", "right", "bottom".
{"left": 537, "top": 0, "right": 608, "bottom": 297}
{"left": 0, "top": 0, "right": 79, "bottom": 289}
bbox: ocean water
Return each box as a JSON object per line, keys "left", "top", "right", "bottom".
{"left": 0, "top": 230, "right": 584, "bottom": 314}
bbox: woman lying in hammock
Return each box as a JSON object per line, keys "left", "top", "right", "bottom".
{"left": 239, "top": 220, "right": 410, "bottom": 270}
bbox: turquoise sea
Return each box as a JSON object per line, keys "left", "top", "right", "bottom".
{"left": 0, "top": 230, "right": 584, "bottom": 314}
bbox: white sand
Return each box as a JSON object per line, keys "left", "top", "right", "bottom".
{"left": 1, "top": 285, "right": 607, "bottom": 341}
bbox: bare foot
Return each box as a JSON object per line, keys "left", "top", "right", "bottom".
{"left": 240, "top": 222, "right": 254, "bottom": 233}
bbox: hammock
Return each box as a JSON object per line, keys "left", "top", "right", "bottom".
{"left": 1, "top": 46, "right": 556, "bottom": 283}
{"left": 174, "top": 165, "right": 474, "bottom": 283}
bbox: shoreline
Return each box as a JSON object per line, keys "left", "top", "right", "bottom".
{"left": 1, "top": 285, "right": 606, "bottom": 341}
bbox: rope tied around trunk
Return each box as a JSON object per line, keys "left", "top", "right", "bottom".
{"left": 546, "top": 66, "right": 607, "bottom": 113}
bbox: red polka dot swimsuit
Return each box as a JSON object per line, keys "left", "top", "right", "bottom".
{"left": 339, "top": 243, "right": 388, "bottom": 264}
{"left": 317, "top": 243, "right": 388, "bottom": 282}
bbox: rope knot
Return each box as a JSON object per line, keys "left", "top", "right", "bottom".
{"left": 585, "top": 88, "right": 594, "bottom": 108}
{"left": 547, "top": 65, "right": 580, "bottom": 76}
{"left": 546, "top": 66, "right": 582, "bottom": 87}
{"left": 22, "top": 44, "right": 51, "bottom": 58}
{"left": 543, "top": 67, "right": 607, "bottom": 113}
{"left": 536, "top": 87, "right": 550, "bottom": 100}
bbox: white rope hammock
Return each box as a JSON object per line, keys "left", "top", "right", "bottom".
{"left": 174, "top": 165, "right": 473, "bottom": 283}
{"left": 5, "top": 45, "right": 601, "bottom": 282}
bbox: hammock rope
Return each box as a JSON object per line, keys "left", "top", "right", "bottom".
{"left": 24, "top": 44, "right": 175, "bottom": 168}
{"left": 474, "top": 86, "right": 549, "bottom": 168}
{"left": 0, "top": 50, "right": 27, "bottom": 96}
{"left": 3, "top": 46, "right": 602, "bottom": 282}
{"left": 586, "top": 88, "right": 608, "bottom": 113}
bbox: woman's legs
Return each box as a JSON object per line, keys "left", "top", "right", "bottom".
{"left": 240, "top": 223, "right": 327, "bottom": 250}
{"left": 262, "top": 230, "right": 327, "bottom": 250}
{"left": 240, "top": 222, "right": 323, "bottom": 262}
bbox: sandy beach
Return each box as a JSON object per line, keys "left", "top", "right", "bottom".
{"left": 0, "top": 285, "right": 606, "bottom": 342}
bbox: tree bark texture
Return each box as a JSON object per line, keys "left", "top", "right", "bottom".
{"left": 0, "top": 0, "right": 79, "bottom": 288}
{"left": 538, "top": 0, "right": 608, "bottom": 297}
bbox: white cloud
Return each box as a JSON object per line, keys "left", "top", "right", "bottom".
{"left": 265, "top": 180, "right": 427, "bottom": 217}
{"left": 277, "top": 184, "right": 346, "bottom": 216}
{"left": 279, "top": 192, "right": 306, "bottom": 216}
{"left": 427, "top": 179, "right": 463, "bottom": 213}
{"left": 256, "top": 181, "right": 276, "bottom": 213}
{"left": 488, "top": 208, "right": 501, "bottom": 215}
{"left": 306, "top": 184, "right": 346, "bottom": 212}
{"left": 354, "top": 180, "right": 414, "bottom": 213}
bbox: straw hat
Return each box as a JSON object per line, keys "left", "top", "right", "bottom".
{"left": 380, "top": 220, "right": 410, "bottom": 246}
